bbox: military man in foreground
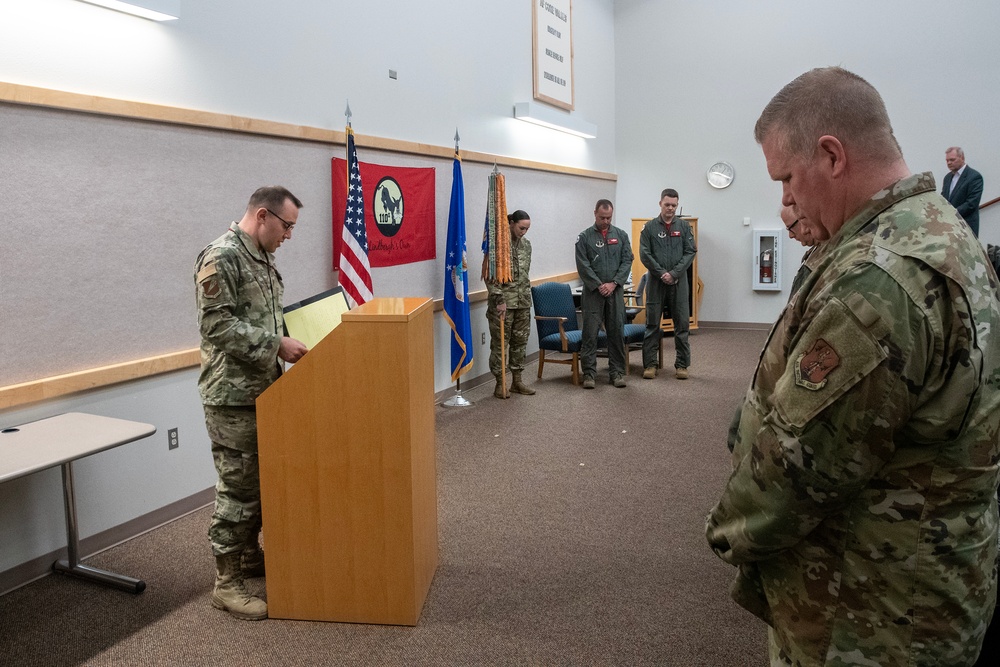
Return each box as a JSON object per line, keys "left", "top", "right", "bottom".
{"left": 706, "top": 67, "right": 1000, "bottom": 665}
{"left": 195, "top": 186, "right": 308, "bottom": 620}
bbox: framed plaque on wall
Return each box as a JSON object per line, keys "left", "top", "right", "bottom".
{"left": 532, "top": 0, "right": 574, "bottom": 111}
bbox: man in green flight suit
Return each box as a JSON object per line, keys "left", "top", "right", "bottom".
{"left": 195, "top": 186, "right": 308, "bottom": 620}
{"left": 706, "top": 67, "right": 1000, "bottom": 666}
{"left": 575, "top": 199, "right": 633, "bottom": 389}
{"left": 638, "top": 188, "right": 697, "bottom": 380}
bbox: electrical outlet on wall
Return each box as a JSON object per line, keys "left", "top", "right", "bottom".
{"left": 168, "top": 428, "right": 179, "bottom": 450}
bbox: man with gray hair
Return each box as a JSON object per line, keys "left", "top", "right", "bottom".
{"left": 943, "top": 146, "right": 985, "bottom": 237}
{"left": 707, "top": 67, "right": 1000, "bottom": 665}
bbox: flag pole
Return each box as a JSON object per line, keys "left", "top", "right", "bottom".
{"left": 443, "top": 128, "right": 473, "bottom": 408}
{"left": 500, "top": 310, "right": 507, "bottom": 397}
{"left": 496, "top": 157, "right": 507, "bottom": 397}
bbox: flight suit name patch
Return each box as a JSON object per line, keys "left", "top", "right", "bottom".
{"left": 794, "top": 338, "right": 840, "bottom": 390}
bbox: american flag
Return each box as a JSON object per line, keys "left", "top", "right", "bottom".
{"left": 338, "top": 127, "right": 373, "bottom": 307}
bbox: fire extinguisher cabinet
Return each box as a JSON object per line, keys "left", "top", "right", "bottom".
{"left": 753, "top": 230, "right": 782, "bottom": 291}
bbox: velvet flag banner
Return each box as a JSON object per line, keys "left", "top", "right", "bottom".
{"left": 332, "top": 158, "right": 436, "bottom": 268}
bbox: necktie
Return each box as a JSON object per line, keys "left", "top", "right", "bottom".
{"left": 949, "top": 171, "right": 959, "bottom": 197}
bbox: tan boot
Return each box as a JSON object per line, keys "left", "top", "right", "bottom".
{"left": 493, "top": 377, "right": 510, "bottom": 399}
{"left": 242, "top": 537, "right": 265, "bottom": 578}
{"left": 212, "top": 552, "right": 267, "bottom": 620}
{"left": 510, "top": 372, "right": 535, "bottom": 395}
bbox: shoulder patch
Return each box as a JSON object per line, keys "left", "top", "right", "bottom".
{"left": 773, "top": 296, "right": 888, "bottom": 427}
{"left": 197, "top": 264, "right": 221, "bottom": 299}
{"left": 196, "top": 264, "right": 217, "bottom": 283}
{"left": 200, "top": 277, "right": 221, "bottom": 299}
{"left": 795, "top": 338, "right": 840, "bottom": 389}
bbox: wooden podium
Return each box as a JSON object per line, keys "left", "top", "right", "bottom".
{"left": 257, "top": 297, "right": 437, "bottom": 626}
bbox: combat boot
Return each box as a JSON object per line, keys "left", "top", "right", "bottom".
{"left": 510, "top": 372, "right": 535, "bottom": 395}
{"left": 494, "top": 376, "right": 510, "bottom": 398}
{"left": 242, "top": 538, "right": 265, "bottom": 578}
{"left": 212, "top": 552, "right": 267, "bottom": 620}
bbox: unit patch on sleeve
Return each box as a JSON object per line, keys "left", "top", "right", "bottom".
{"left": 198, "top": 264, "right": 221, "bottom": 300}
{"left": 794, "top": 338, "right": 840, "bottom": 390}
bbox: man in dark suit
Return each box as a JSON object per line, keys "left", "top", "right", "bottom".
{"left": 943, "top": 146, "right": 984, "bottom": 237}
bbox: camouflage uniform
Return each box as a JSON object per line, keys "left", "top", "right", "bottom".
{"left": 486, "top": 236, "right": 532, "bottom": 377}
{"left": 638, "top": 215, "right": 697, "bottom": 369}
{"left": 706, "top": 173, "right": 1000, "bottom": 666}
{"left": 575, "top": 224, "right": 633, "bottom": 381}
{"left": 195, "top": 222, "right": 284, "bottom": 556}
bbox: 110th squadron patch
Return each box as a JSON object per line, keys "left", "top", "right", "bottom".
{"left": 794, "top": 338, "right": 840, "bottom": 390}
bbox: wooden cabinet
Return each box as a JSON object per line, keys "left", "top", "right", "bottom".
{"left": 629, "top": 217, "right": 700, "bottom": 333}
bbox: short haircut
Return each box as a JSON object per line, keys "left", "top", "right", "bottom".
{"left": 946, "top": 146, "right": 965, "bottom": 158}
{"left": 595, "top": 199, "right": 614, "bottom": 212}
{"left": 754, "top": 67, "right": 902, "bottom": 162}
{"left": 661, "top": 188, "right": 679, "bottom": 200}
{"left": 247, "top": 186, "right": 303, "bottom": 213}
{"left": 508, "top": 209, "right": 530, "bottom": 224}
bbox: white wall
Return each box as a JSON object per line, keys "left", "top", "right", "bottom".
{"left": 0, "top": 0, "right": 617, "bottom": 172}
{"left": 614, "top": 0, "right": 1000, "bottom": 324}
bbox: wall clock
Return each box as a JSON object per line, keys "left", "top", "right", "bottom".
{"left": 707, "top": 161, "right": 735, "bottom": 189}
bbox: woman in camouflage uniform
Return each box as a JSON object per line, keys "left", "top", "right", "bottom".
{"left": 486, "top": 210, "right": 534, "bottom": 399}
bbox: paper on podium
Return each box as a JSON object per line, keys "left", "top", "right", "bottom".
{"left": 282, "top": 287, "right": 351, "bottom": 350}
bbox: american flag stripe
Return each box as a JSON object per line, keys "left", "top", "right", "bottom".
{"left": 338, "top": 127, "right": 373, "bottom": 307}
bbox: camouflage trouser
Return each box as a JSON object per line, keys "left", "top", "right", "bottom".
{"left": 487, "top": 305, "right": 530, "bottom": 377}
{"left": 203, "top": 405, "right": 261, "bottom": 556}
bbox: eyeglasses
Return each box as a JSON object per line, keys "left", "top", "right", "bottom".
{"left": 266, "top": 208, "right": 295, "bottom": 231}
{"left": 785, "top": 218, "right": 800, "bottom": 233}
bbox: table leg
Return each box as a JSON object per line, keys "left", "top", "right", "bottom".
{"left": 52, "top": 461, "right": 146, "bottom": 594}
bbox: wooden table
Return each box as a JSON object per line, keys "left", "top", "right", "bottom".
{"left": 0, "top": 412, "right": 156, "bottom": 593}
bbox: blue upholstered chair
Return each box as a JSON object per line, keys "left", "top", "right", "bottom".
{"left": 624, "top": 272, "right": 647, "bottom": 323}
{"left": 531, "top": 282, "right": 606, "bottom": 385}
{"left": 622, "top": 321, "right": 647, "bottom": 372}
{"left": 623, "top": 272, "right": 663, "bottom": 369}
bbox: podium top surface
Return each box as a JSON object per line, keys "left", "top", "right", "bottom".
{"left": 342, "top": 297, "right": 433, "bottom": 323}
{"left": 0, "top": 412, "right": 156, "bottom": 483}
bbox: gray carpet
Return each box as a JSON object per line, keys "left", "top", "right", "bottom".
{"left": 0, "top": 327, "right": 769, "bottom": 666}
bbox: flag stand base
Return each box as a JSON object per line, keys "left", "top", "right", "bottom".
{"left": 443, "top": 392, "right": 473, "bottom": 408}
{"left": 442, "top": 378, "right": 473, "bottom": 407}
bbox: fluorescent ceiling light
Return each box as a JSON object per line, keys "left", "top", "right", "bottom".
{"left": 76, "top": 0, "right": 180, "bottom": 21}
{"left": 513, "top": 102, "right": 597, "bottom": 139}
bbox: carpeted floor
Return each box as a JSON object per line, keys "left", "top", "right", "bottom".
{"left": 0, "top": 327, "right": 770, "bottom": 666}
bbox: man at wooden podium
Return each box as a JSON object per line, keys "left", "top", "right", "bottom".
{"left": 194, "top": 186, "right": 308, "bottom": 620}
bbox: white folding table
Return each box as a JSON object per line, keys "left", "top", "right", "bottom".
{"left": 0, "top": 412, "right": 157, "bottom": 593}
